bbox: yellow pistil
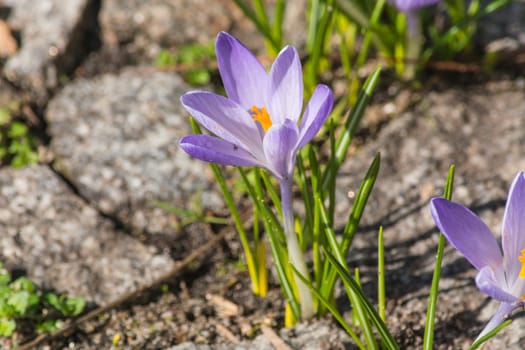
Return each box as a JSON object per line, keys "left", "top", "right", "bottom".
{"left": 250, "top": 106, "right": 272, "bottom": 132}
{"left": 519, "top": 249, "right": 525, "bottom": 279}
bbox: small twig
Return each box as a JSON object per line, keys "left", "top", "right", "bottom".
{"left": 206, "top": 293, "right": 240, "bottom": 318}
{"left": 18, "top": 229, "right": 228, "bottom": 350}
{"left": 260, "top": 324, "right": 293, "bottom": 350}
{"left": 215, "top": 323, "right": 241, "bottom": 344}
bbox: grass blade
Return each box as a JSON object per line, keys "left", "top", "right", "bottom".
{"left": 423, "top": 165, "right": 455, "bottom": 350}
{"left": 341, "top": 152, "right": 380, "bottom": 252}
{"left": 378, "top": 226, "right": 385, "bottom": 321}
{"left": 232, "top": 0, "right": 279, "bottom": 52}
{"left": 322, "top": 66, "right": 381, "bottom": 192}
{"left": 325, "top": 251, "right": 399, "bottom": 350}
{"left": 238, "top": 168, "right": 300, "bottom": 319}
{"left": 292, "top": 264, "right": 366, "bottom": 349}
{"left": 316, "top": 196, "right": 377, "bottom": 349}
{"left": 319, "top": 153, "right": 380, "bottom": 305}
{"left": 469, "top": 319, "right": 512, "bottom": 350}
{"left": 189, "top": 118, "right": 262, "bottom": 295}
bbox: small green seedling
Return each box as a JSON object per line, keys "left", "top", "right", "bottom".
{"left": 154, "top": 42, "right": 215, "bottom": 85}
{"left": 153, "top": 190, "right": 229, "bottom": 229}
{"left": 0, "top": 102, "right": 39, "bottom": 168}
{"left": 0, "top": 263, "right": 85, "bottom": 341}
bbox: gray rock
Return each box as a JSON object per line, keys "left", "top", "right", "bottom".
{"left": 99, "top": 0, "right": 263, "bottom": 62}
{"left": 477, "top": 0, "right": 525, "bottom": 51}
{"left": 168, "top": 345, "right": 215, "bottom": 350}
{"left": 169, "top": 319, "right": 352, "bottom": 350}
{"left": 334, "top": 79, "right": 525, "bottom": 348}
{"left": 0, "top": 165, "right": 175, "bottom": 304}
{"left": 98, "top": 0, "right": 314, "bottom": 66}
{"left": 46, "top": 67, "right": 222, "bottom": 237}
{"left": 280, "top": 318, "right": 354, "bottom": 349}
{"left": 3, "top": 0, "right": 98, "bottom": 102}
{"left": 0, "top": 77, "right": 18, "bottom": 107}
{"left": 336, "top": 79, "right": 525, "bottom": 229}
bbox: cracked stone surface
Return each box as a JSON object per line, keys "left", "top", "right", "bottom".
{"left": 0, "top": 0, "right": 524, "bottom": 348}
{"left": 333, "top": 78, "right": 525, "bottom": 348}
{"left": 98, "top": 0, "right": 311, "bottom": 65}
{"left": 170, "top": 318, "right": 354, "bottom": 350}
{"left": 0, "top": 165, "right": 175, "bottom": 305}
{"left": 477, "top": 0, "right": 525, "bottom": 51}
{"left": 0, "top": 77, "right": 17, "bottom": 106}
{"left": 99, "top": 0, "right": 263, "bottom": 62}
{"left": 46, "top": 67, "right": 223, "bottom": 237}
{"left": 3, "top": 0, "right": 99, "bottom": 102}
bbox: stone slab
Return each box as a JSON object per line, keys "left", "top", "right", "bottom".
{"left": 46, "top": 67, "right": 222, "bottom": 237}
{"left": 0, "top": 165, "right": 175, "bottom": 304}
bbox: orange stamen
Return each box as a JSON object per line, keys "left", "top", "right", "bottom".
{"left": 519, "top": 249, "right": 525, "bottom": 279}
{"left": 250, "top": 106, "right": 272, "bottom": 132}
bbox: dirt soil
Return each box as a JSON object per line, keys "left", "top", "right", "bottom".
{"left": 1, "top": 1, "right": 525, "bottom": 350}
{"left": 14, "top": 70, "right": 525, "bottom": 350}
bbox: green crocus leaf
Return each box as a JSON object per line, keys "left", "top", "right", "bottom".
{"left": 8, "top": 290, "right": 38, "bottom": 315}
{"left": 0, "top": 318, "right": 16, "bottom": 336}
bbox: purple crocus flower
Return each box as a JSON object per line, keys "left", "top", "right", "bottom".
{"left": 391, "top": 0, "right": 441, "bottom": 12}
{"left": 390, "top": 0, "right": 441, "bottom": 36}
{"left": 180, "top": 32, "right": 333, "bottom": 319}
{"left": 179, "top": 31, "right": 334, "bottom": 183}
{"left": 430, "top": 172, "right": 525, "bottom": 339}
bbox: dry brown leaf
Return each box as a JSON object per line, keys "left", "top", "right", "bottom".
{"left": 0, "top": 20, "right": 17, "bottom": 57}
{"left": 260, "top": 324, "right": 293, "bottom": 350}
{"left": 206, "top": 293, "right": 239, "bottom": 317}
{"left": 215, "top": 323, "right": 240, "bottom": 343}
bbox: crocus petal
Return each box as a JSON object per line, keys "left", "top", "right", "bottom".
{"left": 475, "top": 266, "right": 518, "bottom": 303}
{"left": 430, "top": 198, "right": 503, "bottom": 271}
{"left": 180, "top": 135, "right": 263, "bottom": 167}
{"left": 392, "top": 0, "right": 440, "bottom": 12}
{"left": 181, "top": 91, "right": 264, "bottom": 159}
{"left": 501, "top": 172, "right": 525, "bottom": 283}
{"left": 268, "top": 46, "right": 303, "bottom": 124}
{"left": 216, "top": 32, "right": 268, "bottom": 109}
{"left": 475, "top": 302, "right": 514, "bottom": 341}
{"left": 296, "top": 84, "right": 333, "bottom": 149}
{"left": 263, "top": 119, "right": 299, "bottom": 180}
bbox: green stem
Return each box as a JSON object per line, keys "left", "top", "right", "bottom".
{"left": 240, "top": 168, "right": 300, "bottom": 318}
{"left": 403, "top": 11, "right": 422, "bottom": 80}
{"left": 280, "top": 177, "right": 314, "bottom": 319}
{"left": 210, "top": 164, "right": 260, "bottom": 294}
{"left": 378, "top": 226, "right": 386, "bottom": 321}
{"left": 423, "top": 165, "right": 455, "bottom": 350}
{"left": 189, "top": 118, "right": 262, "bottom": 295}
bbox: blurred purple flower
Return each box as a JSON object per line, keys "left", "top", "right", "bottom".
{"left": 430, "top": 172, "right": 525, "bottom": 339}
{"left": 180, "top": 32, "right": 334, "bottom": 182}
{"left": 391, "top": 0, "right": 441, "bottom": 12}
{"left": 390, "top": 0, "right": 440, "bottom": 35}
